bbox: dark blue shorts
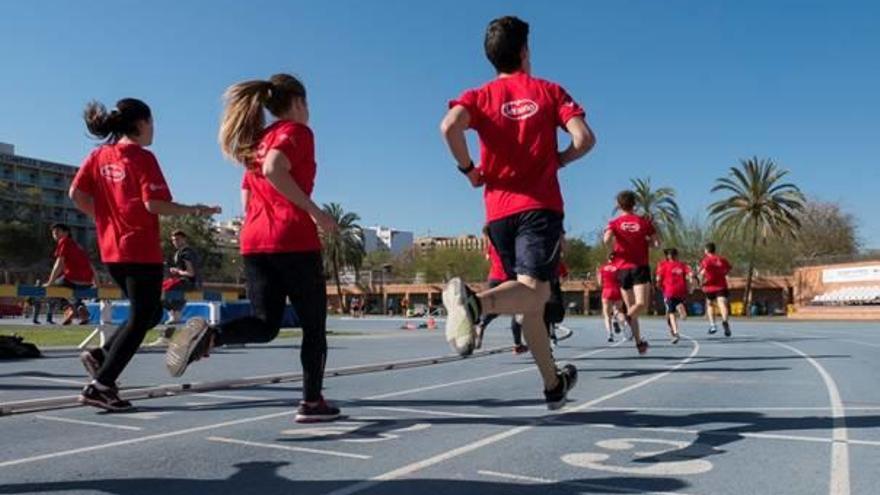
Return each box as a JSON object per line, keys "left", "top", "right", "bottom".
{"left": 487, "top": 209, "right": 564, "bottom": 282}
{"left": 665, "top": 297, "right": 685, "bottom": 314}
{"left": 616, "top": 265, "right": 652, "bottom": 290}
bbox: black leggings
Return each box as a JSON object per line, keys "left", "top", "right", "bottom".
{"left": 479, "top": 279, "right": 523, "bottom": 346}
{"left": 214, "top": 251, "right": 328, "bottom": 402}
{"left": 98, "top": 263, "right": 164, "bottom": 386}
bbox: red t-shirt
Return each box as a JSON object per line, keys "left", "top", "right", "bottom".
{"left": 557, "top": 261, "right": 569, "bottom": 279}
{"left": 71, "top": 143, "right": 172, "bottom": 264}
{"left": 656, "top": 259, "right": 691, "bottom": 299}
{"left": 607, "top": 214, "right": 656, "bottom": 268}
{"left": 486, "top": 242, "right": 507, "bottom": 281}
{"left": 700, "top": 254, "right": 732, "bottom": 292}
{"left": 599, "top": 262, "right": 622, "bottom": 301}
{"left": 449, "top": 72, "right": 586, "bottom": 222}
{"left": 54, "top": 236, "right": 94, "bottom": 284}
{"left": 240, "top": 120, "right": 321, "bottom": 254}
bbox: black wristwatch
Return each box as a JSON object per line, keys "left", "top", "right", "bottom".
{"left": 458, "top": 160, "right": 475, "bottom": 175}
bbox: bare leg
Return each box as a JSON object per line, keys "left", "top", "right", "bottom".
{"left": 705, "top": 298, "right": 717, "bottom": 328}
{"left": 621, "top": 289, "right": 641, "bottom": 343}
{"left": 601, "top": 300, "right": 613, "bottom": 337}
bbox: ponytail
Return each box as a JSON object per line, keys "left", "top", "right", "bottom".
{"left": 84, "top": 98, "right": 151, "bottom": 144}
{"left": 219, "top": 73, "right": 307, "bottom": 165}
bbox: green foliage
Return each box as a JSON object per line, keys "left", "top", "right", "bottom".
{"left": 159, "top": 215, "right": 221, "bottom": 271}
{"left": 0, "top": 221, "right": 48, "bottom": 268}
{"left": 321, "top": 203, "right": 365, "bottom": 311}
{"left": 413, "top": 247, "right": 487, "bottom": 283}
{"left": 629, "top": 177, "right": 682, "bottom": 237}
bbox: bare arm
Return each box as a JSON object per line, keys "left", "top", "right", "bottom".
{"left": 440, "top": 105, "right": 482, "bottom": 187}
{"left": 603, "top": 228, "right": 614, "bottom": 249}
{"left": 45, "top": 257, "right": 63, "bottom": 286}
{"left": 262, "top": 149, "right": 337, "bottom": 233}
{"left": 558, "top": 117, "right": 596, "bottom": 168}
{"left": 241, "top": 188, "right": 250, "bottom": 212}
{"left": 69, "top": 189, "right": 95, "bottom": 220}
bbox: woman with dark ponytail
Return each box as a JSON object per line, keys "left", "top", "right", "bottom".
{"left": 70, "top": 98, "right": 221, "bottom": 411}
{"left": 164, "top": 74, "right": 341, "bottom": 423}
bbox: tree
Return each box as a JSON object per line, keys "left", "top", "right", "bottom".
{"left": 562, "top": 236, "right": 595, "bottom": 278}
{"left": 628, "top": 177, "right": 682, "bottom": 237}
{"left": 159, "top": 215, "right": 222, "bottom": 276}
{"left": 791, "top": 199, "right": 859, "bottom": 262}
{"left": 0, "top": 221, "right": 49, "bottom": 283}
{"left": 320, "top": 203, "right": 365, "bottom": 313}
{"left": 708, "top": 157, "right": 805, "bottom": 313}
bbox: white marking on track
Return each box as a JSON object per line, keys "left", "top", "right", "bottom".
{"left": 576, "top": 405, "right": 880, "bottom": 412}
{"left": 364, "top": 406, "right": 494, "bottom": 418}
{"left": 840, "top": 339, "right": 880, "bottom": 349}
{"left": 35, "top": 415, "right": 143, "bottom": 431}
{"left": 23, "top": 376, "right": 84, "bottom": 385}
{"left": 124, "top": 412, "right": 171, "bottom": 420}
{"left": 477, "top": 469, "right": 694, "bottom": 495}
{"left": 196, "top": 392, "right": 265, "bottom": 401}
{"left": 323, "top": 338, "right": 700, "bottom": 495}
{"left": 206, "top": 436, "right": 370, "bottom": 459}
{"left": 774, "top": 341, "right": 850, "bottom": 495}
{"left": 562, "top": 438, "right": 713, "bottom": 476}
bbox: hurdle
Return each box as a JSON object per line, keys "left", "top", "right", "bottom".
{"left": 0, "top": 344, "right": 512, "bottom": 416}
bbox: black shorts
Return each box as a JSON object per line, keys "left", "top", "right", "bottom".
{"left": 704, "top": 288, "right": 730, "bottom": 301}
{"left": 616, "top": 265, "right": 652, "bottom": 290}
{"left": 664, "top": 297, "right": 685, "bottom": 314}
{"left": 487, "top": 209, "right": 563, "bottom": 282}
{"left": 163, "top": 279, "right": 196, "bottom": 311}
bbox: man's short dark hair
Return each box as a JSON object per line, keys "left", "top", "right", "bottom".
{"left": 50, "top": 223, "right": 70, "bottom": 233}
{"left": 616, "top": 190, "right": 637, "bottom": 212}
{"left": 484, "top": 16, "right": 529, "bottom": 73}
{"left": 664, "top": 247, "right": 679, "bottom": 258}
{"left": 705, "top": 242, "right": 717, "bottom": 254}
{"left": 171, "top": 230, "right": 187, "bottom": 238}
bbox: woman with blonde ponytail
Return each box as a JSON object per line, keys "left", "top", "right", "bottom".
{"left": 70, "top": 97, "right": 221, "bottom": 412}
{"left": 165, "top": 74, "right": 341, "bottom": 423}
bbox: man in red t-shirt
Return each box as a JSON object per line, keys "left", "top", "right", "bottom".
{"left": 44, "top": 223, "right": 96, "bottom": 325}
{"left": 440, "top": 16, "right": 595, "bottom": 410}
{"left": 603, "top": 191, "right": 659, "bottom": 354}
{"left": 597, "top": 253, "right": 627, "bottom": 343}
{"left": 699, "top": 242, "right": 733, "bottom": 336}
{"left": 655, "top": 248, "right": 693, "bottom": 344}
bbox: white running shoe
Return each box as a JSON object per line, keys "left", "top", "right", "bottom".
{"left": 165, "top": 318, "right": 211, "bottom": 377}
{"left": 442, "top": 278, "right": 478, "bottom": 356}
{"left": 554, "top": 324, "right": 574, "bottom": 342}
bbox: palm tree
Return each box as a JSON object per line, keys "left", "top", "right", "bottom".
{"left": 708, "top": 157, "right": 805, "bottom": 313}
{"left": 628, "top": 177, "right": 682, "bottom": 237}
{"left": 320, "top": 203, "right": 365, "bottom": 313}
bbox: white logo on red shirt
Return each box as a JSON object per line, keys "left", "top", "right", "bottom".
{"left": 148, "top": 183, "right": 167, "bottom": 192}
{"left": 620, "top": 222, "right": 641, "bottom": 233}
{"left": 100, "top": 164, "right": 126, "bottom": 182}
{"left": 501, "top": 99, "right": 539, "bottom": 120}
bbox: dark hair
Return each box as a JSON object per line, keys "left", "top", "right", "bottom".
{"left": 484, "top": 16, "right": 529, "bottom": 73}
{"left": 616, "top": 190, "right": 637, "bottom": 212}
{"left": 84, "top": 98, "right": 152, "bottom": 144}
{"left": 171, "top": 230, "right": 187, "bottom": 238}
{"left": 607, "top": 252, "right": 616, "bottom": 261}
{"left": 664, "top": 247, "right": 678, "bottom": 258}
{"left": 705, "top": 242, "right": 717, "bottom": 254}
{"left": 50, "top": 223, "right": 70, "bottom": 233}
{"left": 219, "top": 73, "right": 307, "bottom": 164}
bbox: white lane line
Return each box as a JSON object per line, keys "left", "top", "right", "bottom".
{"left": 196, "top": 392, "right": 266, "bottom": 401}
{"left": 0, "top": 411, "right": 292, "bottom": 468}
{"left": 477, "top": 469, "right": 694, "bottom": 495}
{"left": 206, "top": 436, "right": 371, "bottom": 460}
{"left": 574, "top": 406, "right": 880, "bottom": 412}
{"left": 840, "top": 339, "right": 880, "bottom": 349}
{"left": 324, "top": 338, "right": 700, "bottom": 495}
{"left": 364, "top": 406, "right": 494, "bottom": 419}
{"left": 555, "top": 420, "right": 833, "bottom": 445}
{"left": 774, "top": 341, "right": 850, "bottom": 495}
{"left": 35, "top": 415, "right": 143, "bottom": 432}
{"left": 363, "top": 342, "right": 623, "bottom": 400}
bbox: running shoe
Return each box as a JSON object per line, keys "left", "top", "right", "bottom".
{"left": 544, "top": 363, "right": 578, "bottom": 410}
{"left": 723, "top": 321, "right": 731, "bottom": 337}
{"left": 554, "top": 325, "right": 574, "bottom": 342}
{"left": 671, "top": 334, "right": 680, "bottom": 345}
{"left": 474, "top": 323, "right": 485, "bottom": 350}
{"left": 79, "top": 384, "right": 132, "bottom": 412}
{"left": 636, "top": 340, "right": 650, "bottom": 355}
{"left": 77, "top": 306, "right": 91, "bottom": 325}
{"left": 612, "top": 321, "right": 621, "bottom": 334}
{"left": 442, "top": 278, "right": 480, "bottom": 356}
{"left": 708, "top": 325, "right": 718, "bottom": 335}
{"left": 512, "top": 344, "right": 529, "bottom": 355}
{"left": 165, "top": 317, "right": 213, "bottom": 377}
{"left": 607, "top": 336, "right": 614, "bottom": 343}
{"left": 147, "top": 336, "right": 171, "bottom": 347}
{"left": 80, "top": 348, "right": 105, "bottom": 379}
{"left": 295, "top": 397, "right": 341, "bottom": 423}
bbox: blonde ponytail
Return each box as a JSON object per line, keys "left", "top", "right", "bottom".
{"left": 219, "top": 80, "right": 273, "bottom": 164}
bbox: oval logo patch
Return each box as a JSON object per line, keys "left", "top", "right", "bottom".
{"left": 100, "top": 164, "right": 126, "bottom": 182}
{"left": 501, "top": 99, "right": 539, "bottom": 120}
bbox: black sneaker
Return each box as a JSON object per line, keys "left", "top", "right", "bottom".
{"left": 612, "top": 321, "right": 621, "bottom": 334}
{"left": 636, "top": 340, "right": 650, "bottom": 355}
{"left": 80, "top": 348, "right": 105, "bottom": 379}
{"left": 607, "top": 336, "right": 614, "bottom": 343}
{"left": 723, "top": 321, "right": 731, "bottom": 337}
{"left": 295, "top": 398, "right": 341, "bottom": 423}
{"left": 79, "top": 384, "right": 132, "bottom": 412}
{"left": 166, "top": 318, "right": 213, "bottom": 377}
{"left": 544, "top": 364, "right": 578, "bottom": 410}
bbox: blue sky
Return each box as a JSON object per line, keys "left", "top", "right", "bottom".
{"left": 1, "top": 1, "right": 878, "bottom": 246}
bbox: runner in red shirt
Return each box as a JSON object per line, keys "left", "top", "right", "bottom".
{"left": 440, "top": 16, "right": 595, "bottom": 410}
{"left": 699, "top": 242, "right": 733, "bottom": 336}
{"left": 70, "top": 98, "right": 220, "bottom": 412}
{"left": 165, "top": 74, "right": 341, "bottom": 423}
{"left": 655, "top": 248, "right": 693, "bottom": 344}
{"left": 604, "top": 190, "right": 660, "bottom": 355}
{"left": 597, "top": 253, "right": 626, "bottom": 343}
{"left": 475, "top": 227, "right": 527, "bottom": 354}
{"left": 44, "top": 223, "right": 95, "bottom": 325}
